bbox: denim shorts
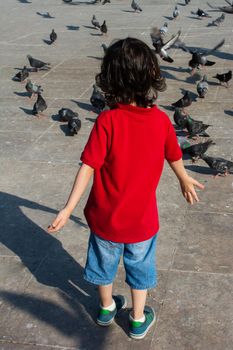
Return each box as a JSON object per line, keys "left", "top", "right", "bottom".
{"left": 83, "top": 232, "right": 158, "bottom": 290}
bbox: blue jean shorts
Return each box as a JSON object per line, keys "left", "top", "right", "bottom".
{"left": 83, "top": 233, "right": 158, "bottom": 290}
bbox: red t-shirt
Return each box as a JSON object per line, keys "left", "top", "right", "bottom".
{"left": 81, "top": 103, "right": 182, "bottom": 243}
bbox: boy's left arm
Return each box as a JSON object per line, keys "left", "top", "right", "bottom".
{"left": 168, "top": 158, "right": 205, "bottom": 205}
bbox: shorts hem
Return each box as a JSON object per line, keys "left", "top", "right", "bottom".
{"left": 125, "top": 280, "right": 157, "bottom": 290}
{"left": 83, "top": 275, "right": 114, "bottom": 286}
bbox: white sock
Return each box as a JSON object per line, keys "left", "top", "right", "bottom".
{"left": 101, "top": 299, "right": 116, "bottom": 311}
{"left": 129, "top": 312, "right": 146, "bottom": 323}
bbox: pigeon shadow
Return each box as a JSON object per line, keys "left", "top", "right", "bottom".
{"left": 183, "top": 45, "right": 233, "bottom": 61}
{"left": 185, "top": 164, "right": 213, "bottom": 175}
{"left": 160, "top": 65, "right": 189, "bottom": 74}
{"left": 208, "top": 81, "right": 220, "bottom": 86}
{"left": 224, "top": 110, "right": 233, "bottom": 117}
{"left": 66, "top": 25, "right": 80, "bottom": 30}
{"left": 85, "top": 117, "right": 96, "bottom": 123}
{"left": 90, "top": 33, "right": 103, "bottom": 37}
{"left": 19, "top": 107, "right": 33, "bottom": 115}
{"left": 83, "top": 25, "right": 97, "bottom": 30}
{"left": 186, "top": 16, "right": 202, "bottom": 20}
{"left": 36, "top": 12, "right": 55, "bottom": 19}
{"left": 159, "top": 105, "right": 174, "bottom": 112}
{"left": 161, "top": 70, "right": 180, "bottom": 81}
{"left": 0, "top": 191, "right": 109, "bottom": 349}
{"left": 163, "top": 16, "right": 174, "bottom": 21}
{"left": 72, "top": 100, "right": 95, "bottom": 112}
{"left": 14, "top": 91, "right": 29, "bottom": 97}
{"left": 185, "top": 74, "right": 202, "bottom": 84}
{"left": 60, "top": 124, "right": 72, "bottom": 136}
{"left": 63, "top": 0, "right": 98, "bottom": 5}
{"left": 121, "top": 10, "right": 136, "bottom": 13}
{"left": 87, "top": 55, "right": 102, "bottom": 60}
{"left": 43, "top": 39, "right": 52, "bottom": 45}
{"left": 18, "top": 0, "right": 32, "bottom": 3}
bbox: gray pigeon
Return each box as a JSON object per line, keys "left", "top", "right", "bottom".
{"left": 13, "top": 66, "right": 29, "bottom": 82}
{"left": 25, "top": 79, "right": 43, "bottom": 98}
{"left": 58, "top": 108, "right": 78, "bottom": 122}
{"left": 208, "top": 13, "right": 225, "bottom": 26}
{"left": 90, "top": 84, "right": 106, "bottom": 111}
{"left": 150, "top": 28, "right": 181, "bottom": 63}
{"left": 201, "top": 154, "right": 233, "bottom": 176}
{"left": 32, "top": 93, "right": 47, "bottom": 116}
{"left": 173, "top": 6, "right": 180, "bottom": 19}
{"left": 131, "top": 0, "right": 142, "bottom": 12}
{"left": 100, "top": 20, "right": 107, "bottom": 35}
{"left": 27, "top": 55, "right": 50, "bottom": 71}
{"left": 159, "top": 22, "right": 168, "bottom": 35}
{"left": 181, "top": 139, "right": 215, "bottom": 162}
{"left": 91, "top": 15, "right": 100, "bottom": 29}
{"left": 68, "top": 116, "right": 81, "bottom": 136}
{"left": 186, "top": 116, "right": 211, "bottom": 138}
{"left": 197, "top": 75, "right": 208, "bottom": 98}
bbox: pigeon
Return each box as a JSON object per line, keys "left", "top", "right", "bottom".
{"left": 50, "top": 29, "right": 57, "bottom": 44}
{"left": 58, "top": 108, "right": 78, "bottom": 122}
{"left": 200, "top": 154, "right": 233, "bottom": 177}
{"left": 91, "top": 15, "right": 100, "bottom": 29}
{"left": 32, "top": 93, "right": 47, "bottom": 116}
{"left": 25, "top": 79, "right": 43, "bottom": 98}
{"left": 197, "top": 75, "right": 208, "bottom": 98}
{"left": 90, "top": 84, "right": 106, "bottom": 111}
{"left": 207, "top": 1, "right": 233, "bottom": 14}
{"left": 186, "top": 117, "right": 211, "bottom": 138}
{"left": 159, "top": 22, "right": 168, "bottom": 36}
{"left": 181, "top": 139, "right": 215, "bottom": 162}
{"left": 102, "top": 0, "right": 111, "bottom": 4}
{"left": 13, "top": 66, "right": 29, "bottom": 82}
{"left": 131, "top": 0, "right": 142, "bottom": 12}
{"left": 191, "top": 8, "right": 211, "bottom": 18}
{"left": 208, "top": 13, "right": 225, "bottom": 26}
{"left": 68, "top": 116, "right": 81, "bottom": 136}
{"left": 101, "top": 43, "right": 108, "bottom": 54}
{"left": 172, "top": 91, "right": 192, "bottom": 112}
{"left": 180, "top": 39, "right": 225, "bottom": 74}
{"left": 173, "top": 108, "right": 189, "bottom": 128}
{"left": 173, "top": 6, "right": 180, "bottom": 19}
{"left": 213, "top": 70, "right": 232, "bottom": 87}
{"left": 100, "top": 20, "right": 107, "bottom": 35}
{"left": 185, "top": 0, "right": 191, "bottom": 4}
{"left": 27, "top": 55, "right": 50, "bottom": 71}
{"left": 150, "top": 28, "right": 181, "bottom": 63}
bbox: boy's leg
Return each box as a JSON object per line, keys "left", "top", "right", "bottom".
{"left": 130, "top": 288, "right": 147, "bottom": 319}
{"left": 98, "top": 283, "right": 113, "bottom": 307}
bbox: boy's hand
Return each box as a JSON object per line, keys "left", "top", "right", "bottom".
{"left": 47, "top": 207, "right": 71, "bottom": 233}
{"left": 179, "top": 176, "right": 204, "bottom": 205}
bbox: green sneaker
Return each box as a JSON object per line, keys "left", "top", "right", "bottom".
{"left": 129, "top": 306, "right": 156, "bottom": 340}
{"left": 96, "top": 295, "right": 127, "bottom": 326}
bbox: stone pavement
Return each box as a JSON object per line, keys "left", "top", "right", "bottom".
{"left": 0, "top": 0, "right": 233, "bottom": 349}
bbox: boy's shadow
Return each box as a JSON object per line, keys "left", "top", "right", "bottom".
{"left": 0, "top": 192, "right": 109, "bottom": 348}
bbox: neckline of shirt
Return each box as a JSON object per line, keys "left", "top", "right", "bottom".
{"left": 117, "top": 103, "right": 158, "bottom": 115}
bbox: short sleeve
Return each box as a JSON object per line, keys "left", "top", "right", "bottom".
{"left": 80, "top": 113, "right": 109, "bottom": 170}
{"left": 165, "top": 117, "right": 182, "bottom": 162}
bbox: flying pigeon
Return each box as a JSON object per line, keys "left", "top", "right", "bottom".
{"left": 213, "top": 70, "right": 232, "bottom": 87}
{"left": 68, "top": 116, "right": 81, "bottom": 136}
{"left": 180, "top": 39, "right": 225, "bottom": 75}
{"left": 173, "top": 6, "right": 180, "bottom": 19}
{"left": 201, "top": 154, "right": 233, "bottom": 177}
{"left": 131, "top": 0, "right": 142, "bottom": 12}
{"left": 58, "top": 108, "right": 78, "bottom": 122}
{"left": 150, "top": 28, "right": 181, "bottom": 63}
{"left": 13, "top": 66, "right": 29, "bottom": 82}
{"left": 90, "top": 84, "right": 106, "bottom": 111}
{"left": 197, "top": 75, "right": 208, "bottom": 98}
{"left": 100, "top": 20, "right": 107, "bottom": 35}
{"left": 32, "top": 93, "right": 47, "bottom": 117}
{"left": 27, "top": 55, "right": 50, "bottom": 71}
{"left": 91, "top": 15, "right": 100, "bottom": 29}
{"left": 181, "top": 139, "right": 215, "bottom": 162}
{"left": 25, "top": 80, "right": 43, "bottom": 98}
{"left": 50, "top": 29, "right": 57, "bottom": 44}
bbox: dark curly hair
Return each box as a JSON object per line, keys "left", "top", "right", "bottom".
{"left": 96, "top": 37, "right": 166, "bottom": 108}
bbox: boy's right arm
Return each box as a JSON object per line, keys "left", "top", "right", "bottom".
{"left": 47, "top": 163, "right": 94, "bottom": 233}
